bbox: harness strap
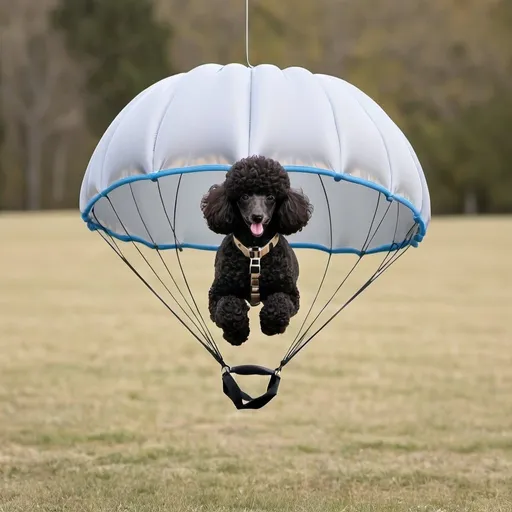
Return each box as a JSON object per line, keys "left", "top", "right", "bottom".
{"left": 232, "top": 233, "right": 280, "bottom": 306}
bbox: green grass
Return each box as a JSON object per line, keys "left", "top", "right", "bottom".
{"left": 0, "top": 212, "right": 511, "bottom": 511}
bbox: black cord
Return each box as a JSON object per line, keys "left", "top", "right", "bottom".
{"left": 103, "top": 196, "right": 211, "bottom": 343}
{"left": 282, "top": 192, "right": 389, "bottom": 363}
{"left": 169, "top": 175, "right": 221, "bottom": 356}
{"left": 281, "top": 237, "right": 413, "bottom": 367}
{"left": 281, "top": 203, "right": 415, "bottom": 367}
{"left": 95, "top": 198, "right": 224, "bottom": 364}
{"left": 92, "top": 210, "right": 224, "bottom": 365}
{"left": 128, "top": 182, "right": 216, "bottom": 347}
{"left": 291, "top": 175, "right": 334, "bottom": 347}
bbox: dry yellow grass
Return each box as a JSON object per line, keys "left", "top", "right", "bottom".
{"left": 0, "top": 211, "right": 511, "bottom": 511}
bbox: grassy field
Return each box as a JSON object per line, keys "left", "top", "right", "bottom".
{"left": 0, "top": 212, "right": 511, "bottom": 511}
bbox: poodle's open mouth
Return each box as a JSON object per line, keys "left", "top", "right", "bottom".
{"left": 243, "top": 218, "right": 270, "bottom": 238}
{"left": 250, "top": 222, "right": 264, "bottom": 237}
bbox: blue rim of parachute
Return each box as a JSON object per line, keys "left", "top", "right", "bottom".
{"left": 81, "top": 164, "right": 427, "bottom": 256}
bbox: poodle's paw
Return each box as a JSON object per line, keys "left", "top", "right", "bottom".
{"left": 222, "top": 325, "right": 250, "bottom": 346}
{"left": 215, "top": 296, "right": 250, "bottom": 346}
{"left": 260, "top": 293, "right": 294, "bottom": 336}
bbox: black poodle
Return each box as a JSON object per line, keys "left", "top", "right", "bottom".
{"left": 200, "top": 155, "right": 313, "bottom": 346}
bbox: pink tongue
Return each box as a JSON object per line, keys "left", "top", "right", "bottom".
{"left": 250, "top": 223, "right": 264, "bottom": 236}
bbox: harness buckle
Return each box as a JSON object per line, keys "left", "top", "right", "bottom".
{"left": 250, "top": 258, "right": 261, "bottom": 275}
{"left": 249, "top": 248, "right": 262, "bottom": 306}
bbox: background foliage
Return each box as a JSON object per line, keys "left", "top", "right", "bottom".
{"left": 0, "top": 0, "right": 510, "bottom": 213}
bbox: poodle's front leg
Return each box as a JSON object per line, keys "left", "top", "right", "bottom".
{"left": 260, "top": 292, "right": 298, "bottom": 337}
{"left": 210, "top": 293, "right": 250, "bottom": 346}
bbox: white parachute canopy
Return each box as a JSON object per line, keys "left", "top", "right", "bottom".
{"left": 78, "top": 63, "right": 432, "bottom": 410}
{"left": 79, "top": 63, "right": 430, "bottom": 254}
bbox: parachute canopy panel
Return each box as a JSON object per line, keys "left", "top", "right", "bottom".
{"left": 80, "top": 63, "right": 431, "bottom": 254}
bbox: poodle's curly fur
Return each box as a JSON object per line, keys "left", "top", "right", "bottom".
{"left": 200, "top": 155, "right": 313, "bottom": 346}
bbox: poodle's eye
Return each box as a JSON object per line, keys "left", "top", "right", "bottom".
{"left": 241, "top": 194, "right": 249, "bottom": 201}
{"left": 266, "top": 194, "right": 275, "bottom": 202}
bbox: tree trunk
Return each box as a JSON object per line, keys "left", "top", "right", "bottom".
{"left": 25, "top": 125, "right": 43, "bottom": 211}
{"left": 52, "top": 134, "right": 68, "bottom": 205}
{"left": 463, "top": 189, "right": 478, "bottom": 215}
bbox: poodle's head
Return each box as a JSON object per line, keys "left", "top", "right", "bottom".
{"left": 200, "top": 155, "right": 313, "bottom": 242}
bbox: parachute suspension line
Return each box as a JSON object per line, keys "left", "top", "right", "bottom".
{"left": 95, "top": 200, "right": 225, "bottom": 366}
{"left": 91, "top": 210, "right": 224, "bottom": 365}
{"left": 106, "top": 190, "right": 215, "bottom": 349}
{"left": 281, "top": 232, "right": 414, "bottom": 366}
{"left": 245, "top": 0, "right": 253, "bottom": 68}
{"left": 291, "top": 174, "right": 334, "bottom": 346}
{"left": 281, "top": 199, "right": 414, "bottom": 367}
{"left": 281, "top": 193, "right": 388, "bottom": 363}
{"left": 281, "top": 201, "right": 408, "bottom": 365}
{"left": 154, "top": 180, "right": 181, "bottom": 245}
{"left": 168, "top": 175, "right": 222, "bottom": 356}
{"left": 152, "top": 179, "right": 220, "bottom": 353}
{"left": 91, "top": 205, "right": 218, "bottom": 357}
{"left": 281, "top": 236, "right": 415, "bottom": 366}
{"left": 127, "top": 183, "right": 218, "bottom": 351}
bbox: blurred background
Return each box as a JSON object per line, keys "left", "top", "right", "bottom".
{"left": 0, "top": 0, "right": 511, "bottom": 215}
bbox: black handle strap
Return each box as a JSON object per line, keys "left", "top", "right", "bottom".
{"left": 221, "top": 364, "right": 281, "bottom": 410}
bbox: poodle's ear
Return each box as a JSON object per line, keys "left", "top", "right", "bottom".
{"left": 277, "top": 188, "right": 313, "bottom": 235}
{"left": 200, "top": 184, "right": 235, "bottom": 234}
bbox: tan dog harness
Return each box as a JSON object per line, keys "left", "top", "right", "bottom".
{"left": 232, "top": 233, "right": 280, "bottom": 307}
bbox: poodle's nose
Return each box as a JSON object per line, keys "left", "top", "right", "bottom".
{"left": 251, "top": 214, "right": 264, "bottom": 223}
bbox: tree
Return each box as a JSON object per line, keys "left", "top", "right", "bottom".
{"left": 1, "top": 0, "right": 510, "bottom": 213}
{"left": 341, "top": 0, "right": 512, "bottom": 213}
{"left": 52, "top": 0, "right": 174, "bottom": 136}
{"left": 0, "top": 0, "right": 83, "bottom": 210}
{"left": 0, "top": 91, "right": 5, "bottom": 211}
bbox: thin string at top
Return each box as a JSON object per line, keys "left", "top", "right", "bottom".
{"left": 246, "top": 0, "right": 253, "bottom": 68}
